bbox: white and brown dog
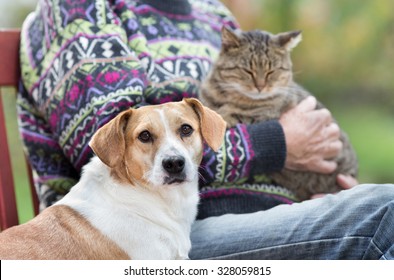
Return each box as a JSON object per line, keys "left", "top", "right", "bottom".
{"left": 0, "top": 98, "right": 226, "bottom": 260}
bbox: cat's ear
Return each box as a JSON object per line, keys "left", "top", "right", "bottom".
{"left": 221, "top": 26, "right": 241, "bottom": 50}
{"left": 274, "top": 30, "right": 302, "bottom": 51}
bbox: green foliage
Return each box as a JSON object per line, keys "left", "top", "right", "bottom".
{"left": 333, "top": 105, "right": 394, "bottom": 183}
{"left": 0, "top": 1, "right": 36, "bottom": 28}
{"left": 225, "top": 0, "right": 394, "bottom": 102}
{"left": 2, "top": 90, "right": 35, "bottom": 223}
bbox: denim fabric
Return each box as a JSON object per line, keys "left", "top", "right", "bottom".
{"left": 189, "top": 184, "right": 394, "bottom": 259}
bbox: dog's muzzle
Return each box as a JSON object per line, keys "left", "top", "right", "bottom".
{"left": 162, "top": 156, "right": 186, "bottom": 184}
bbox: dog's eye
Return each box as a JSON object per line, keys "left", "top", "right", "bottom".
{"left": 138, "top": 130, "right": 152, "bottom": 143}
{"left": 180, "top": 124, "right": 193, "bottom": 137}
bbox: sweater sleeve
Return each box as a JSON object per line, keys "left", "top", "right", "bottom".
{"left": 17, "top": 84, "right": 79, "bottom": 208}
{"left": 18, "top": 0, "right": 148, "bottom": 206}
{"left": 199, "top": 121, "right": 286, "bottom": 186}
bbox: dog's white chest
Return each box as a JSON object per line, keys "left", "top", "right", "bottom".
{"left": 58, "top": 158, "right": 199, "bottom": 259}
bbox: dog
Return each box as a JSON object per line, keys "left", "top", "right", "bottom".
{"left": 0, "top": 98, "right": 226, "bottom": 259}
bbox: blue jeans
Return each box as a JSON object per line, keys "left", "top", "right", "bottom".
{"left": 189, "top": 184, "right": 394, "bottom": 259}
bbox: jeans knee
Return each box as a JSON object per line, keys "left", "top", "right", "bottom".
{"left": 340, "top": 184, "right": 394, "bottom": 211}
{"left": 344, "top": 184, "right": 394, "bottom": 205}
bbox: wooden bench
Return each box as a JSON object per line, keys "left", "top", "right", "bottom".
{"left": 0, "top": 29, "right": 39, "bottom": 230}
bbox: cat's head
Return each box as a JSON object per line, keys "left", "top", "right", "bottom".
{"left": 213, "top": 26, "right": 302, "bottom": 99}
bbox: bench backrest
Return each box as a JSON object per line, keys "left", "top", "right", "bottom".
{"left": 0, "top": 29, "right": 39, "bottom": 230}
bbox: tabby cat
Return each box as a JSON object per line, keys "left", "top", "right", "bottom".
{"left": 199, "top": 26, "right": 358, "bottom": 200}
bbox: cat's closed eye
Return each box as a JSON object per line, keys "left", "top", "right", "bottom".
{"left": 241, "top": 68, "right": 255, "bottom": 79}
{"left": 219, "top": 66, "right": 253, "bottom": 81}
{"left": 218, "top": 66, "right": 240, "bottom": 79}
{"left": 265, "top": 70, "right": 274, "bottom": 79}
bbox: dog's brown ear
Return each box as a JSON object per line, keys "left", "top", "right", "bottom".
{"left": 184, "top": 98, "right": 226, "bottom": 152}
{"left": 89, "top": 109, "right": 133, "bottom": 168}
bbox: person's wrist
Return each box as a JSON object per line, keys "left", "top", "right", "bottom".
{"left": 246, "top": 120, "right": 286, "bottom": 174}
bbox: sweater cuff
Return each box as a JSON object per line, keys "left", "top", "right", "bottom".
{"left": 246, "top": 120, "right": 286, "bottom": 174}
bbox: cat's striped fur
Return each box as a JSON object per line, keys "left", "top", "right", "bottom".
{"left": 199, "top": 27, "right": 358, "bottom": 200}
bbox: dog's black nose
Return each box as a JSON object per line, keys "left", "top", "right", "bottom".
{"left": 162, "top": 156, "right": 185, "bottom": 174}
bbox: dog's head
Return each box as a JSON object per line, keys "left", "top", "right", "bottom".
{"left": 89, "top": 98, "right": 226, "bottom": 188}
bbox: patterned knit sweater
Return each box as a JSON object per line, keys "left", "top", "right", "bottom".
{"left": 18, "top": 0, "right": 296, "bottom": 218}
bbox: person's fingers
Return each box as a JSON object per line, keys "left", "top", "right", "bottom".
{"left": 310, "top": 108, "right": 332, "bottom": 127}
{"left": 311, "top": 193, "right": 326, "bottom": 199}
{"left": 312, "top": 159, "right": 337, "bottom": 174}
{"left": 323, "top": 140, "right": 343, "bottom": 159}
{"left": 311, "top": 174, "right": 358, "bottom": 199}
{"left": 337, "top": 174, "right": 359, "bottom": 189}
{"left": 321, "top": 123, "right": 342, "bottom": 159}
{"left": 280, "top": 97, "right": 342, "bottom": 174}
{"left": 324, "top": 123, "right": 341, "bottom": 140}
{"left": 295, "top": 96, "right": 317, "bottom": 112}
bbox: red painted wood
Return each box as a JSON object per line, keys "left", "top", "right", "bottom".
{"left": 0, "top": 29, "right": 40, "bottom": 229}
{"left": 0, "top": 89, "right": 19, "bottom": 230}
{"left": 0, "top": 29, "right": 20, "bottom": 86}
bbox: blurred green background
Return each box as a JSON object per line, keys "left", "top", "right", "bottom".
{"left": 1, "top": 0, "right": 394, "bottom": 224}
{"left": 222, "top": 0, "right": 394, "bottom": 184}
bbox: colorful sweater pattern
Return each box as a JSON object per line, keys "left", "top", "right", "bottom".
{"left": 18, "top": 0, "right": 296, "bottom": 217}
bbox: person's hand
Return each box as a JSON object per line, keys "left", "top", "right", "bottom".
{"left": 311, "top": 174, "right": 359, "bottom": 199}
{"left": 279, "top": 96, "right": 342, "bottom": 174}
{"left": 336, "top": 174, "right": 358, "bottom": 189}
